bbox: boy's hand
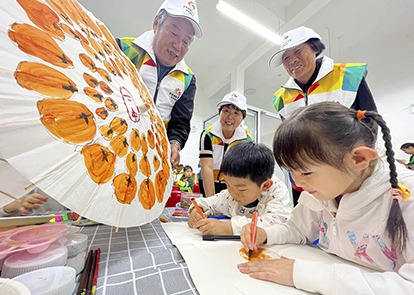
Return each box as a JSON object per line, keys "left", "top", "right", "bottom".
{"left": 193, "top": 218, "right": 232, "bottom": 235}
{"left": 237, "top": 256, "right": 295, "bottom": 287}
{"left": 188, "top": 209, "right": 205, "bottom": 228}
{"left": 4, "top": 193, "right": 48, "bottom": 214}
{"left": 240, "top": 223, "right": 267, "bottom": 252}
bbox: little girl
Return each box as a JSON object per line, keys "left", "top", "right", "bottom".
{"left": 238, "top": 102, "right": 414, "bottom": 294}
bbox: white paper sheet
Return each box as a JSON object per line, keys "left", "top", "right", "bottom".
{"left": 162, "top": 222, "right": 376, "bottom": 295}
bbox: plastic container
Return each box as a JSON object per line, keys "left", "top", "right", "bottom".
{"left": 58, "top": 233, "right": 88, "bottom": 257}
{"left": 1, "top": 245, "right": 67, "bottom": 279}
{"left": 13, "top": 266, "right": 76, "bottom": 295}
{"left": 166, "top": 190, "right": 182, "bottom": 207}
{"left": 0, "top": 278, "right": 31, "bottom": 295}
{"left": 180, "top": 192, "right": 202, "bottom": 209}
{"left": 65, "top": 249, "right": 87, "bottom": 274}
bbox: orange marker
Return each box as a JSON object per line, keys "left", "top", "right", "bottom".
{"left": 249, "top": 211, "right": 259, "bottom": 258}
{"left": 192, "top": 199, "right": 204, "bottom": 217}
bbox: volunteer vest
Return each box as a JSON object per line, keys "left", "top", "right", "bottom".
{"left": 205, "top": 123, "right": 254, "bottom": 181}
{"left": 118, "top": 37, "right": 194, "bottom": 123}
{"left": 273, "top": 62, "right": 367, "bottom": 119}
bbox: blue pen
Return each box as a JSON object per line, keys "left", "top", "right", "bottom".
{"left": 208, "top": 216, "right": 228, "bottom": 220}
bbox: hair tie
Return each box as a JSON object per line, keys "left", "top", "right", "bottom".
{"left": 398, "top": 183, "right": 411, "bottom": 200}
{"left": 391, "top": 188, "right": 402, "bottom": 201}
{"left": 357, "top": 110, "right": 366, "bottom": 120}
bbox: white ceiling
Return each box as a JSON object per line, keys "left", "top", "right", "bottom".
{"left": 78, "top": 0, "right": 414, "bottom": 118}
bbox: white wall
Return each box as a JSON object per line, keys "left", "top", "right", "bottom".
{"left": 375, "top": 82, "right": 414, "bottom": 162}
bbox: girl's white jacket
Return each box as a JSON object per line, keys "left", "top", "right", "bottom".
{"left": 189, "top": 175, "right": 292, "bottom": 235}
{"left": 264, "top": 160, "right": 414, "bottom": 294}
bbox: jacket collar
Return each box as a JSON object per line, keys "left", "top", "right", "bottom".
{"left": 132, "top": 30, "right": 189, "bottom": 74}
{"left": 209, "top": 121, "right": 247, "bottom": 142}
{"left": 282, "top": 56, "right": 334, "bottom": 90}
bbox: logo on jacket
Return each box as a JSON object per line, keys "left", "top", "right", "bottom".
{"left": 169, "top": 88, "right": 182, "bottom": 101}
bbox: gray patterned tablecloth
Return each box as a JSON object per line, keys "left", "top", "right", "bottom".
{"left": 79, "top": 208, "right": 198, "bottom": 295}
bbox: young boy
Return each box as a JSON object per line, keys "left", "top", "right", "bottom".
{"left": 188, "top": 141, "right": 292, "bottom": 235}
{"left": 397, "top": 142, "right": 414, "bottom": 169}
{"left": 176, "top": 165, "right": 194, "bottom": 191}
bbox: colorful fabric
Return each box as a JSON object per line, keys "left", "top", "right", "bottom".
{"left": 273, "top": 57, "right": 367, "bottom": 119}
{"left": 201, "top": 121, "right": 253, "bottom": 181}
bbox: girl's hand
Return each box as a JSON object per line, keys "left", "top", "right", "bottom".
{"left": 240, "top": 223, "right": 267, "bottom": 252}
{"left": 4, "top": 193, "right": 48, "bottom": 214}
{"left": 187, "top": 209, "right": 205, "bottom": 228}
{"left": 237, "top": 256, "right": 295, "bottom": 287}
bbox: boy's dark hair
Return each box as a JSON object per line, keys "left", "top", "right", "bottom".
{"left": 183, "top": 165, "right": 193, "bottom": 172}
{"left": 400, "top": 142, "right": 414, "bottom": 150}
{"left": 306, "top": 38, "right": 326, "bottom": 57}
{"left": 220, "top": 141, "right": 274, "bottom": 186}
{"left": 273, "top": 101, "right": 408, "bottom": 254}
{"left": 218, "top": 104, "right": 247, "bottom": 119}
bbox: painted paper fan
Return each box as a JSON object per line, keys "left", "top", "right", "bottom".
{"left": 0, "top": 0, "right": 173, "bottom": 227}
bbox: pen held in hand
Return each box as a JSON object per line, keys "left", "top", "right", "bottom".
{"left": 249, "top": 211, "right": 259, "bottom": 259}
{"left": 191, "top": 199, "right": 204, "bottom": 218}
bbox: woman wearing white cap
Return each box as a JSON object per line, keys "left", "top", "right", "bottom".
{"left": 199, "top": 91, "right": 253, "bottom": 197}
{"left": 269, "top": 26, "right": 377, "bottom": 205}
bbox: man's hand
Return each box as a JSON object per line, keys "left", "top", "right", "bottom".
{"left": 188, "top": 208, "right": 205, "bottom": 228}
{"left": 193, "top": 218, "right": 232, "bottom": 235}
{"left": 237, "top": 257, "right": 295, "bottom": 287}
{"left": 170, "top": 142, "right": 180, "bottom": 169}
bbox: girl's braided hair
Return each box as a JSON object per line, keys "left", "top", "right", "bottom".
{"left": 273, "top": 101, "right": 408, "bottom": 253}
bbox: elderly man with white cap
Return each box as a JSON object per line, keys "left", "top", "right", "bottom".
{"left": 269, "top": 26, "right": 377, "bottom": 205}
{"left": 199, "top": 91, "right": 254, "bottom": 198}
{"left": 117, "top": 0, "right": 202, "bottom": 168}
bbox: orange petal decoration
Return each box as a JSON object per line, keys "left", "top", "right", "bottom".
{"left": 45, "top": 0, "right": 73, "bottom": 25}
{"left": 81, "top": 41, "right": 101, "bottom": 61}
{"left": 82, "top": 144, "right": 116, "bottom": 184}
{"left": 60, "top": 23, "right": 89, "bottom": 44}
{"left": 113, "top": 173, "right": 137, "bottom": 204}
{"left": 139, "top": 178, "right": 155, "bottom": 210}
{"left": 84, "top": 87, "right": 104, "bottom": 103}
{"left": 96, "top": 68, "right": 111, "bottom": 82}
{"left": 99, "top": 125, "right": 113, "bottom": 140}
{"left": 15, "top": 61, "right": 77, "bottom": 99}
{"left": 161, "top": 157, "right": 171, "bottom": 179}
{"left": 153, "top": 155, "right": 160, "bottom": 171}
{"left": 79, "top": 53, "right": 97, "bottom": 72}
{"left": 139, "top": 154, "right": 151, "bottom": 177}
{"left": 126, "top": 153, "right": 138, "bottom": 177}
{"left": 130, "top": 129, "right": 141, "bottom": 152}
{"left": 155, "top": 170, "right": 167, "bottom": 203}
{"left": 147, "top": 130, "right": 155, "bottom": 149}
{"left": 99, "top": 81, "right": 113, "bottom": 95}
{"left": 83, "top": 73, "right": 98, "bottom": 88}
{"left": 141, "top": 134, "right": 148, "bottom": 154}
{"left": 37, "top": 99, "right": 96, "bottom": 144}
{"left": 103, "top": 60, "right": 116, "bottom": 76}
{"left": 104, "top": 98, "right": 118, "bottom": 111}
{"left": 95, "top": 107, "right": 108, "bottom": 120}
{"left": 17, "top": 0, "right": 64, "bottom": 40}
{"left": 8, "top": 23, "right": 73, "bottom": 68}
{"left": 109, "top": 117, "right": 128, "bottom": 134}
{"left": 110, "top": 135, "right": 129, "bottom": 157}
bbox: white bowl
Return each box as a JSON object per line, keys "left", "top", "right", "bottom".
{"left": 0, "top": 278, "right": 31, "bottom": 295}
{"left": 13, "top": 266, "right": 76, "bottom": 295}
{"left": 1, "top": 245, "right": 67, "bottom": 279}
{"left": 58, "top": 233, "right": 88, "bottom": 257}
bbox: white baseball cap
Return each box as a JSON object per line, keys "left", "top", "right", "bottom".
{"left": 157, "top": 0, "right": 203, "bottom": 38}
{"left": 217, "top": 91, "right": 247, "bottom": 112}
{"left": 268, "top": 26, "right": 321, "bottom": 68}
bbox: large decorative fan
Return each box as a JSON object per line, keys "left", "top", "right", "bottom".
{"left": 0, "top": 0, "right": 173, "bottom": 227}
